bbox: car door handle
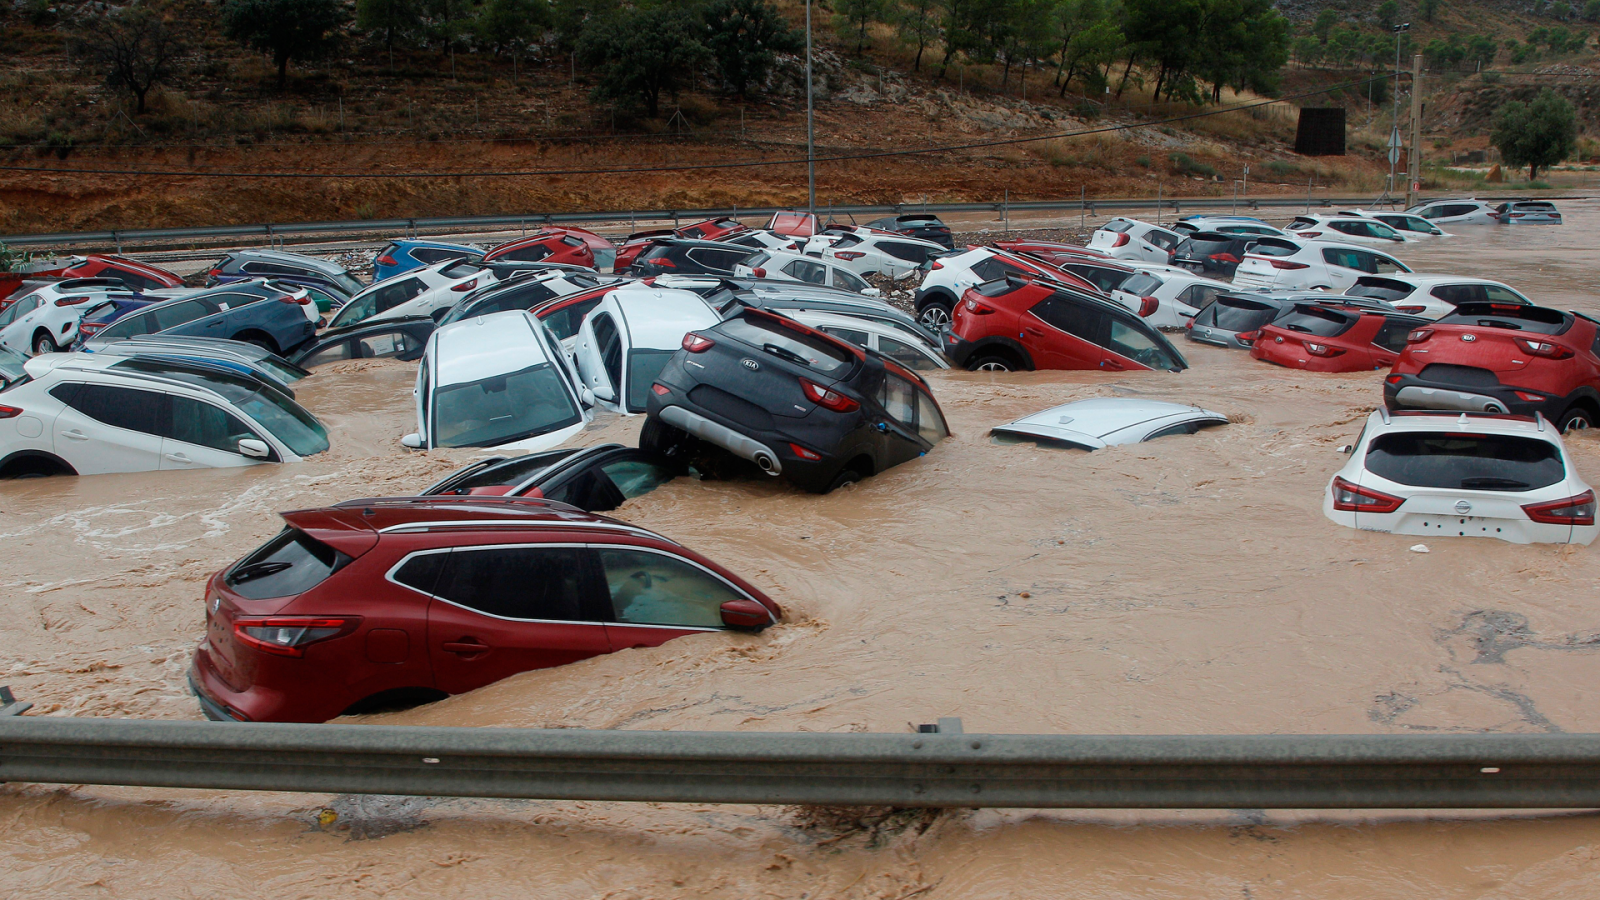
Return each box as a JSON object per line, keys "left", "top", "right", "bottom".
{"left": 61, "top": 429, "right": 89, "bottom": 441}
{"left": 1101, "top": 360, "right": 1125, "bottom": 370}
{"left": 1024, "top": 326, "right": 1044, "bottom": 336}
{"left": 165, "top": 452, "right": 191, "bottom": 464}
{"left": 443, "top": 639, "right": 490, "bottom": 654}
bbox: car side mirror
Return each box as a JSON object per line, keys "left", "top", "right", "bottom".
{"left": 590, "top": 378, "right": 615, "bottom": 402}
{"left": 720, "top": 598, "right": 773, "bottom": 630}
{"left": 401, "top": 433, "right": 424, "bottom": 449}
{"left": 1337, "top": 444, "right": 1354, "bottom": 454}
{"left": 580, "top": 386, "right": 596, "bottom": 407}
{"left": 863, "top": 287, "right": 882, "bottom": 297}
{"left": 238, "top": 438, "right": 271, "bottom": 459}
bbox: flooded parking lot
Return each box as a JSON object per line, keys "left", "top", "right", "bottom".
{"left": 5, "top": 204, "right": 1600, "bottom": 898}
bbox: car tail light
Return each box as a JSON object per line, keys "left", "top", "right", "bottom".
{"left": 1304, "top": 342, "right": 1344, "bottom": 357}
{"left": 1516, "top": 338, "right": 1574, "bottom": 359}
{"left": 1331, "top": 476, "right": 1404, "bottom": 513}
{"left": 53, "top": 296, "right": 90, "bottom": 307}
{"left": 1235, "top": 330, "right": 1259, "bottom": 346}
{"left": 682, "top": 333, "right": 714, "bottom": 353}
{"left": 651, "top": 257, "right": 677, "bottom": 268}
{"left": 1511, "top": 213, "right": 1526, "bottom": 218}
{"left": 788, "top": 442, "right": 822, "bottom": 461}
{"left": 79, "top": 323, "right": 104, "bottom": 336}
{"left": 965, "top": 299, "right": 995, "bottom": 315}
{"left": 208, "top": 268, "right": 222, "bottom": 278}
{"left": 1209, "top": 253, "right": 1240, "bottom": 263}
{"left": 931, "top": 261, "right": 944, "bottom": 270}
{"left": 799, "top": 377, "right": 860, "bottom": 413}
{"left": 0, "top": 405, "right": 22, "bottom": 418}
{"left": 651, "top": 383, "right": 671, "bottom": 396}
{"left": 233, "top": 616, "right": 358, "bottom": 658}
{"left": 1386, "top": 373, "right": 1403, "bottom": 384}
{"left": 1396, "top": 305, "right": 1426, "bottom": 314}
{"left": 376, "top": 255, "right": 397, "bottom": 266}
{"left": 1111, "top": 233, "right": 1130, "bottom": 248}
{"left": 752, "top": 267, "right": 767, "bottom": 277}
{"left": 1269, "top": 259, "right": 1310, "bottom": 270}
{"left": 1300, "top": 231, "right": 1323, "bottom": 238}
{"left": 1514, "top": 390, "right": 1544, "bottom": 402}
{"left": 1407, "top": 328, "right": 1433, "bottom": 343}
{"left": 1524, "top": 490, "right": 1596, "bottom": 526}
{"left": 451, "top": 278, "right": 479, "bottom": 292}
{"left": 1138, "top": 296, "right": 1159, "bottom": 317}
{"left": 834, "top": 251, "right": 865, "bottom": 260}
{"left": 276, "top": 290, "right": 312, "bottom": 305}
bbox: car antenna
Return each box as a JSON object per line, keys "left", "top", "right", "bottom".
{"left": 1535, "top": 410, "right": 1547, "bottom": 432}
{"left": 1379, "top": 406, "right": 1390, "bottom": 425}
{"left": 1459, "top": 412, "right": 1470, "bottom": 426}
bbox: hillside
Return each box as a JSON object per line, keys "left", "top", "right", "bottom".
{"left": 0, "top": 0, "right": 1596, "bottom": 233}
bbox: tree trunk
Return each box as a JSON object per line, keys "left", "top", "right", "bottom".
{"left": 914, "top": 40, "right": 925, "bottom": 71}
{"left": 646, "top": 88, "right": 660, "bottom": 118}
{"left": 857, "top": 20, "right": 868, "bottom": 53}
{"left": 1114, "top": 53, "right": 1136, "bottom": 99}
{"left": 134, "top": 86, "right": 148, "bottom": 114}
{"left": 277, "top": 51, "right": 289, "bottom": 89}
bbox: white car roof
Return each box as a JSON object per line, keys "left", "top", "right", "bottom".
{"left": 1362, "top": 409, "right": 1560, "bottom": 440}
{"left": 1356, "top": 273, "right": 1513, "bottom": 289}
{"left": 431, "top": 310, "right": 549, "bottom": 387}
{"left": 992, "top": 398, "right": 1227, "bottom": 449}
{"left": 1127, "top": 263, "right": 1228, "bottom": 282}
{"left": 609, "top": 286, "right": 718, "bottom": 350}
{"left": 786, "top": 309, "right": 934, "bottom": 344}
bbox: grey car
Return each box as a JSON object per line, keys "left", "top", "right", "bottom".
{"left": 207, "top": 248, "right": 366, "bottom": 297}
{"left": 1494, "top": 200, "right": 1562, "bottom": 225}
{"left": 666, "top": 276, "right": 942, "bottom": 346}
{"left": 1187, "top": 291, "right": 1398, "bottom": 350}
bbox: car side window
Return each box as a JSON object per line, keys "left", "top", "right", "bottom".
{"left": 419, "top": 357, "right": 431, "bottom": 422}
{"left": 1322, "top": 248, "right": 1363, "bottom": 270}
{"left": 833, "top": 268, "right": 870, "bottom": 292}
{"left": 153, "top": 300, "right": 213, "bottom": 330}
{"left": 167, "top": 395, "right": 264, "bottom": 455}
{"left": 969, "top": 257, "right": 1006, "bottom": 281}
{"left": 599, "top": 459, "right": 676, "bottom": 499}
{"left": 821, "top": 325, "right": 871, "bottom": 346}
{"left": 591, "top": 312, "right": 624, "bottom": 391}
{"left": 540, "top": 298, "right": 602, "bottom": 341}
{"left": 782, "top": 259, "right": 828, "bottom": 284}
{"left": 299, "top": 341, "right": 355, "bottom": 367}
{"left": 504, "top": 243, "right": 553, "bottom": 263}
{"left": 1144, "top": 229, "right": 1180, "bottom": 250}
{"left": 359, "top": 331, "right": 420, "bottom": 358}
{"left": 878, "top": 373, "right": 918, "bottom": 428}
{"left": 1483, "top": 286, "right": 1529, "bottom": 305}
{"left": 688, "top": 248, "right": 749, "bottom": 271}
{"left": 1372, "top": 318, "right": 1418, "bottom": 352}
{"left": 52, "top": 383, "right": 171, "bottom": 436}
{"left": 1108, "top": 319, "right": 1176, "bottom": 369}
{"left": 1182, "top": 285, "right": 1225, "bottom": 309}
{"left": 1432, "top": 284, "right": 1485, "bottom": 306}
{"left": 916, "top": 390, "right": 948, "bottom": 443}
{"left": 879, "top": 336, "right": 939, "bottom": 370}
{"left": 598, "top": 548, "right": 740, "bottom": 628}
{"left": 1030, "top": 295, "right": 1105, "bottom": 342}
{"left": 880, "top": 241, "right": 930, "bottom": 263}
{"left": 98, "top": 311, "right": 156, "bottom": 340}
{"left": 429, "top": 546, "right": 596, "bottom": 621}
{"left": 1370, "top": 254, "right": 1406, "bottom": 275}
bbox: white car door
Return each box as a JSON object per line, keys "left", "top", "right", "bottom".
{"left": 159, "top": 394, "right": 272, "bottom": 470}
{"left": 574, "top": 308, "right": 622, "bottom": 404}
{"left": 50, "top": 381, "right": 166, "bottom": 474}
{"left": 0, "top": 296, "right": 44, "bottom": 354}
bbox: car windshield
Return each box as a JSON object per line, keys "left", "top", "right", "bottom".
{"left": 1274, "top": 305, "right": 1356, "bottom": 337}
{"left": 719, "top": 314, "right": 854, "bottom": 376}
{"left": 433, "top": 363, "right": 581, "bottom": 448}
{"left": 626, "top": 349, "right": 677, "bottom": 412}
{"left": 1365, "top": 432, "right": 1565, "bottom": 491}
{"left": 110, "top": 359, "right": 329, "bottom": 457}
{"left": 1201, "top": 297, "right": 1278, "bottom": 331}
{"left": 1346, "top": 278, "right": 1414, "bottom": 302}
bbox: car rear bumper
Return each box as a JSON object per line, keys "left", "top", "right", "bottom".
{"left": 1185, "top": 326, "right": 1249, "bottom": 350}
{"left": 648, "top": 394, "right": 849, "bottom": 493}
{"left": 659, "top": 405, "right": 783, "bottom": 474}
{"left": 1384, "top": 375, "right": 1560, "bottom": 417}
{"left": 941, "top": 332, "right": 978, "bottom": 368}
{"left": 188, "top": 651, "right": 251, "bottom": 722}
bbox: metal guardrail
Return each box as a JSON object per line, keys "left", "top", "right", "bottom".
{"left": 4, "top": 714, "right": 1600, "bottom": 808}
{"left": 5, "top": 194, "right": 1594, "bottom": 253}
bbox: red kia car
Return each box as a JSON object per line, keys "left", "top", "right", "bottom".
{"left": 614, "top": 218, "right": 750, "bottom": 270}
{"left": 189, "top": 497, "right": 780, "bottom": 723}
{"left": 943, "top": 276, "right": 1188, "bottom": 372}
{"left": 484, "top": 229, "right": 602, "bottom": 268}
{"left": 1250, "top": 303, "right": 1427, "bottom": 372}
{"left": 34, "top": 254, "right": 184, "bottom": 291}
{"left": 1385, "top": 302, "right": 1600, "bottom": 431}
{"left": 992, "top": 239, "right": 1109, "bottom": 265}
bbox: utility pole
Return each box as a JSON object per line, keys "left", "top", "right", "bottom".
{"left": 806, "top": 0, "right": 816, "bottom": 215}
{"left": 1407, "top": 53, "right": 1423, "bottom": 209}
{"left": 1384, "top": 23, "right": 1410, "bottom": 205}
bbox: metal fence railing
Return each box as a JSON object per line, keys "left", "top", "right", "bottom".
{"left": 4, "top": 712, "right": 1599, "bottom": 808}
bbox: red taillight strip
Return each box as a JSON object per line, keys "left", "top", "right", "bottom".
{"left": 1331, "top": 476, "right": 1404, "bottom": 513}
{"left": 1523, "top": 490, "right": 1596, "bottom": 526}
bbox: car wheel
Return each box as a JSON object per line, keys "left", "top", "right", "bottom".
{"left": 917, "top": 302, "right": 953, "bottom": 333}
{"left": 1558, "top": 406, "right": 1595, "bottom": 434}
{"left": 639, "top": 416, "right": 692, "bottom": 459}
{"left": 32, "top": 333, "right": 57, "bottom": 355}
{"left": 969, "top": 356, "right": 1013, "bottom": 372}
{"left": 820, "top": 468, "right": 862, "bottom": 493}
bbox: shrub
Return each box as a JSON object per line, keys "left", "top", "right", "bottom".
{"left": 1169, "top": 152, "right": 1217, "bottom": 178}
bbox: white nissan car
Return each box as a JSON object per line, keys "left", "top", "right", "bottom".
{"left": 574, "top": 286, "right": 720, "bottom": 414}
{"left": 1232, "top": 237, "right": 1412, "bottom": 292}
{"left": 1324, "top": 409, "right": 1597, "bottom": 545}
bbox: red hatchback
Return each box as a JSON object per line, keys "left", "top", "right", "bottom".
{"left": 34, "top": 254, "right": 184, "bottom": 291}
{"left": 484, "top": 229, "right": 600, "bottom": 268}
{"left": 943, "top": 276, "right": 1188, "bottom": 372}
{"left": 188, "top": 497, "right": 780, "bottom": 723}
{"left": 1251, "top": 303, "right": 1426, "bottom": 372}
{"left": 1385, "top": 303, "right": 1600, "bottom": 430}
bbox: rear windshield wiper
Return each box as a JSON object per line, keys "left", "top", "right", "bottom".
{"left": 762, "top": 343, "right": 811, "bottom": 366}
{"left": 229, "top": 561, "right": 293, "bottom": 583}
{"left": 1459, "top": 476, "right": 1530, "bottom": 490}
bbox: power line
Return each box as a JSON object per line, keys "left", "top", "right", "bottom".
{"left": 0, "top": 75, "right": 1392, "bottom": 181}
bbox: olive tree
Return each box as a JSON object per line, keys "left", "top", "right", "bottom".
{"left": 1491, "top": 89, "right": 1579, "bottom": 179}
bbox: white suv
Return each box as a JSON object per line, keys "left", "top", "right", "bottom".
{"left": 574, "top": 286, "right": 719, "bottom": 414}
{"left": 1404, "top": 198, "right": 1498, "bottom": 225}
{"left": 0, "top": 278, "right": 139, "bottom": 355}
{"left": 1286, "top": 215, "right": 1413, "bottom": 245}
{"left": 913, "top": 246, "right": 1061, "bottom": 332}
{"left": 0, "top": 354, "right": 328, "bottom": 478}
{"left": 1233, "top": 237, "right": 1412, "bottom": 292}
{"left": 327, "top": 258, "right": 492, "bottom": 329}
{"left": 732, "top": 249, "right": 878, "bottom": 294}
{"left": 807, "top": 228, "right": 946, "bottom": 279}
{"left": 1109, "top": 265, "right": 1231, "bottom": 330}
{"left": 1087, "top": 217, "right": 1183, "bottom": 263}
{"left": 1343, "top": 274, "right": 1533, "bottom": 319}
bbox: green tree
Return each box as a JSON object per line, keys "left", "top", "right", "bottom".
{"left": 1058, "top": 18, "right": 1122, "bottom": 93}
{"left": 356, "top": 0, "right": 423, "bottom": 66}
{"left": 704, "top": 0, "right": 801, "bottom": 98}
{"left": 222, "top": 0, "right": 349, "bottom": 89}
{"left": 1376, "top": 0, "right": 1398, "bottom": 30}
{"left": 1491, "top": 88, "right": 1578, "bottom": 179}
{"left": 476, "top": 0, "right": 546, "bottom": 78}
{"left": 1312, "top": 8, "right": 1338, "bottom": 43}
{"left": 551, "top": 0, "right": 619, "bottom": 53}
{"left": 895, "top": 0, "right": 943, "bottom": 70}
{"left": 577, "top": 4, "right": 711, "bottom": 117}
{"left": 935, "top": 0, "right": 987, "bottom": 78}
{"left": 834, "top": 0, "right": 887, "bottom": 53}
{"left": 1196, "top": 0, "right": 1288, "bottom": 101}
{"left": 1051, "top": 0, "right": 1101, "bottom": 85}
{"left": 77, "top": 2, "right": 185, "bottom": 114}
{"left": 1586, "top": 0, "right": 1600, "bottom": 22}
{"left": 1419, "top": 0, "right": 1441, "bottom": 22}
{"left": 1292, "top": 33, "right": 1320, "bottom": 66}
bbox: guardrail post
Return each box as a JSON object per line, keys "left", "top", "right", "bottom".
{"left": 113, "top": 231, "right": 122, "bottom": 255}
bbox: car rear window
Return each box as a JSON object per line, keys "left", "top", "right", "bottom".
{"left": 440, "top": 260, "right": 482, "bottom": 279}
{"left": 1439, "top": 303, "right": 1571, "bottom": 336}
{"left": 225, "top": 527, "right": 349, "bottom": 600}
{"left": 1347, "top": 277, "right": 1415, "bottom": 302}
{"left": 1517, "top": 202, "right": 1557, "bottom": 211}
{"left": 1179, "top": 234, "right": 1238, "bottom": 255}
{"left": 720, "top": 314, "right": 854, "bottom": 377}
{"left": 1365, "top": 432, "right": 1565, "bottom": 491}
{"left": 1119, "top": 273, "right": 1163, "bottom": 296}
{"left": 1248, "top": 238, "right": 1299, "bottom": 258}
{"left": 1201, "top": 296, "right": 1278, "bottom": 331}
{"left": 1274, "top": 305, "right": 1356, "bottom": 338}
{"left": 1102, "top": 220, "right": 1135, "bottom": 234}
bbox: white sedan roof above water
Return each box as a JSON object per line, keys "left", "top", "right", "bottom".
{"left": 991, "top": 398, "right": 1228, "bottom": 450}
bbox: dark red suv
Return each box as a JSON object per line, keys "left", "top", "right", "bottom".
{"left": 188, "top": 497, "right": 780, "bottom": 723}
{"left": 484, "top": 230, "right": 598, "bottom": 268}
{"left": 943, "top": 276, "right": 1188, "bottom": 373}
{"left": 34, "top": 254, "right": 184, "bottom": 291}
{"left": 1251, "top": 304, "right": 1426, "bottom": 373}
{"left": 1385, "top": 302, "right": 1600, "bottom": 431}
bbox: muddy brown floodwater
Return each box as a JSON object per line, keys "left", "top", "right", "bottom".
{"left": 7, "top": 206, "right": 1600, "bottom": 898}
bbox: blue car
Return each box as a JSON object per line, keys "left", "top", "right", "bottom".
{"left": 373, "top": 240, "right": 483, "bottom": 281}
{"left": 75, "top": 296, "right": 160, "bottom": 344}
{"left": 77, "top": 280, "right": 317, "bottom": 357}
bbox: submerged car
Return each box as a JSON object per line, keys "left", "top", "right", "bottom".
{"left": 574, "top": 286, "right": 720, "bottom": 415}
{"left": 423, "top": 443, "right": 681, "bottom": 511}
{"left": 732, "top": 249, "right": 879, "bottom": 295}
{"left": 325, "top": 258, "right": 490, "bottom": 330}
{"left": 207, "top": 249, "right": 366, "bottom": 301}
{"left": 1325, "top": 409, "right": 1596, "bottom": 545}
{"left": 372, "top": 239, "right": 482, "bottom": 281}
{"left": 864, "top": 214, "right": 953, "bottom": 249}
{"left": 290, "top": 317, "right": 435, "bottom": 368}
{"left": 1494, "top": 200, "right": 1561, "bottom": 225}
{"left": 1087, "top": 217, "right": 1183, "bottom": 263}
{"left": 1232, "top": 238, "right": 1412, "bottom": 292}
{"left": 1251, "top": 304, "right": 1427, "bottom": 373}
{"left": 188, "top": 496, "right": 781, "bottom": 722}
{"left": 91, "top": 335, "right": 310, "bottom": 392}
{"left": 1344, "top": 274, "right": 1533, "bottom": 320}
{"left": 991, "top": 398, "right": 1226, "bottom": 450}
{"left": 1186, "top": 292, "right": 1400, "bottom": 351}
{"left": 78, "top": 281, "right": 317, "bottom": 357}
{"left": 643, "top": 307, "right": 950, "bottom": 493}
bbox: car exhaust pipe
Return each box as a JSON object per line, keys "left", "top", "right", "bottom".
{"left": 659, "top": 406, "right": 784, "bottom": 476}
{"left": 753, "top": 452, "right": 777, "bottom": 473}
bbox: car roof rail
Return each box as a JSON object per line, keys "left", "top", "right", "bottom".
{"left": 1535, "top": 410, "right": 1547, "bottom": 432}
{"left": 1379, "top": 406, "right": 1391, "bottom": 424}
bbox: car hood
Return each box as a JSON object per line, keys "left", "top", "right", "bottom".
{"left": 992, "top": 398, "right": 1227, "bottom": 448}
